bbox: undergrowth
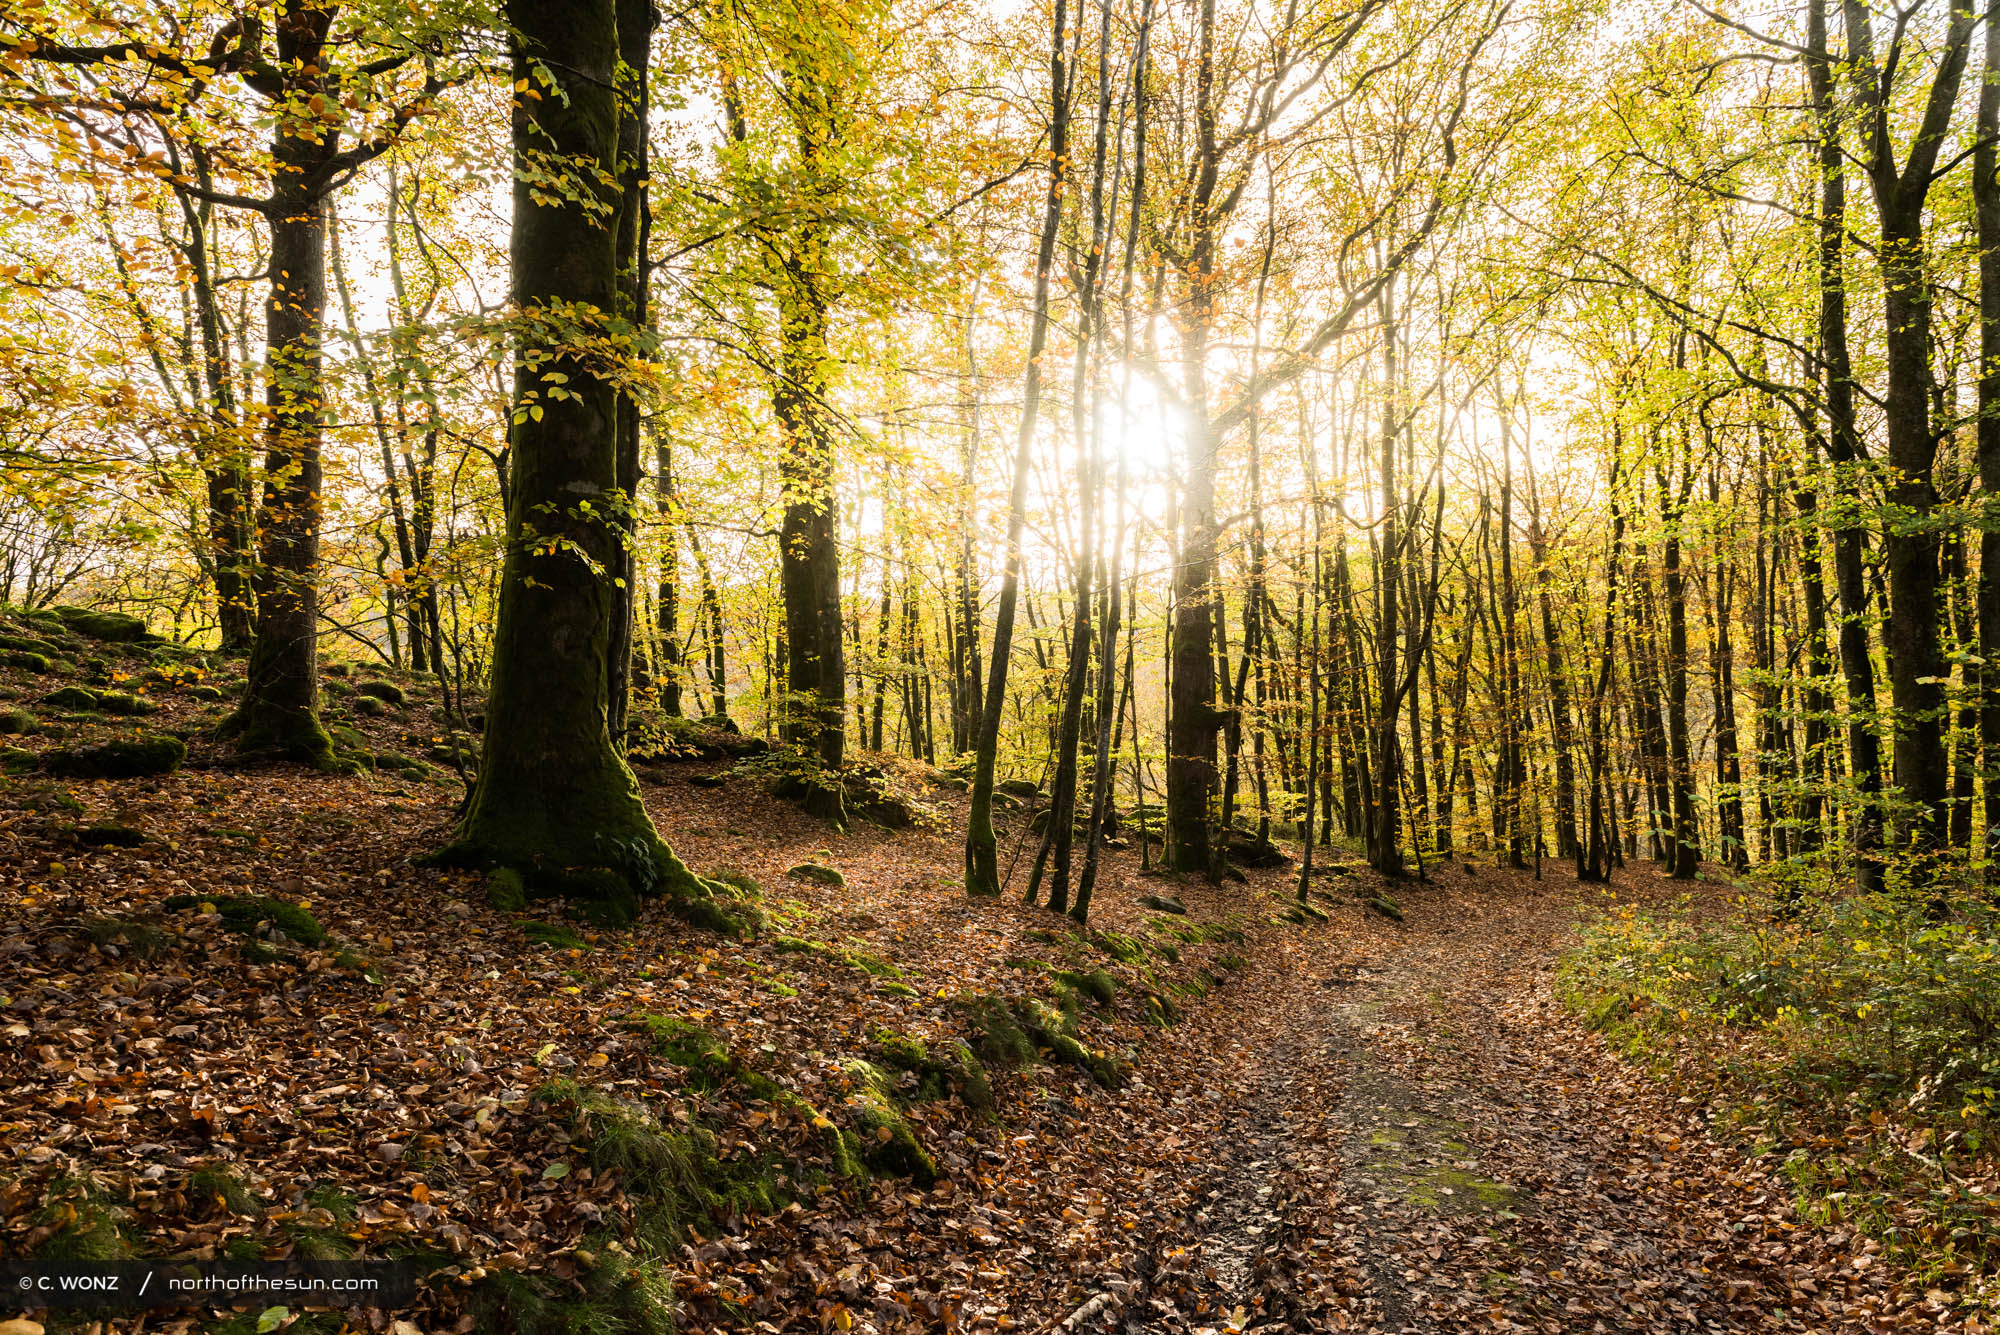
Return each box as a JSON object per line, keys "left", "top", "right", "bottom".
{"left": 1560, "top": 883, "right": 2000, "bottom": 1309}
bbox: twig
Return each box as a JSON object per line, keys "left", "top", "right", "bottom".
{"left": 1043, "top": 1290, "right": 1119, "bottom": 1334}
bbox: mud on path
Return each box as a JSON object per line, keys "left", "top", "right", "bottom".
{"left": 1143, "top": 866, "right": 1937, "bottom": 1335}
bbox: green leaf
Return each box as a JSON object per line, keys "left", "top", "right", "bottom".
{"left": 542, "top": 1160, "right": 571, "bottom": 1180}
{"left": 256, "top": 1307, "right": 290, "bottom": 1334}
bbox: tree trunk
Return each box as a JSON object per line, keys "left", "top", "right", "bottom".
{"left": 439, "top": 0, "right": 711, "bottom": 917}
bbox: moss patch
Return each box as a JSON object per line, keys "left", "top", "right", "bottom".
{"left": 44, "top": 734, "right": 185, "bottom": 779}
{"left": 162, "top": 894, "right": 328, "bottom": 948}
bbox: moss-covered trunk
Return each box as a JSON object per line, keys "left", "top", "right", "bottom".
{"left": 227, "top": 4, "right": 340, "bottom": 768}
{"left": 773, "top": 246, "right": 848, "bottom": 821}
{"left": 440, "top": 0, "right": 706, "bottom": 912}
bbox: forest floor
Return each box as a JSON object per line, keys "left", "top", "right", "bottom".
{"left": 0, "top": 621, "right": 1969, "bottom": 1334}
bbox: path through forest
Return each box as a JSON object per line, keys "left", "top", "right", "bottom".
{"left": 1140, "top": 868, "right": 1936, "bottom": 1335}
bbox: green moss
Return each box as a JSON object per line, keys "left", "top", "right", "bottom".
{"left": 1, "top": 650, "right": 51, "bottom": 672}
{"left": 52, "top": 606, "right": 156, "bottom": 644}
{"left": 1144, "top": 992, "right": 1180, "bottom": 1027}
{"left": 1055, "top": 968, "right": 1118, "bottom": 1006}
{"left": 186, "top": 683, "right": 225, "bottom": 701}
{"left": 78, "top": 822, "right": 148, "bottom": 848}
{"left": 488, "top": 867, "right": 529, "bottom": 911}
{"left": 785, "top": 861, "right": 845, "bottom": 887}
{"left": 1092, "top": 930, "right": 1147, "bottom": 965}
{"left": 28, "top": 1174, "right": 133, "bottom": 1260}
{"left": 470, "top": 1251, "right": 677, "bottom": 1335}
{"left": 44, "top": 734, "right": 185, "bottom": 778}
{"left": 872, "top": 1028, "right": 993, "bottom": 1113}
{"left": 1367, "top": 894, "right": 1404, "bottom": 921}
{"left": 957, "top": 992, "right": 1037, "bottom": 1068}
{"left": 80, "top": 913, "right": 171, "bottom": 959}
{"left": 96, "top": 691, "right": 158, "bottom": 716}
{"left": 0, "top": 709, "right": 31, "bottom": 733}
{"left": 626, "top": 1016, "right": 864, "bottom": 1186}
{"left": 42, "top": 685, "right": 100, "bottom": 710}
{"left": 162, "top": 893, "right": 328, "bottom": 948}
{"left": 524, "top": 920, "right": 589, "bottom": 950}
{"left": 187, "top": 1166, "right": 258, "bottom": 1217}
{"left": 356, "top": 680, "right": 407, "bottom": 706}
{"left": 0, "top": 633, "right": 58, "bottom": 655}
{"left": 351, "top": 694, "right": 388, "bottom": 717}
{"left": 1018, "top": 998, "right": 1124, "bottom": 1088}
{"left": 839, "top": 1060, "right": 938, "bottom": 1184}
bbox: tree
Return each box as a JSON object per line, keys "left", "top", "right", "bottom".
{"left": 439, "top": 0, "right": 730, "bottom": 924}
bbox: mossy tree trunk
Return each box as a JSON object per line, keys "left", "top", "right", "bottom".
{"left": 228, "top": 3, "right": 341, "bottom": 768}
{"left": 773, "top": 240, "right": 848, "bottom": 820}
{"left": 607, "top": 0, "right": 655, "bottom": 745}
{"left": 439, "top": 0, "right": 704, "bottom": 906}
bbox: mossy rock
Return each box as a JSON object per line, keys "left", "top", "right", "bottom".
{"left": 351, "top": 694, "right": 389, "bottom": 717}
{"left": 324, "top": 662, "right": 352, "bottom": 677}
{"left": 0, "top": 633, "right": 58, "bottom": 655}
{"left": 96, "top": 691, "right": 158, "bottom": 716}
{"left": 185, "top": 684, "right": 225, "bottom": 702}
{"left": 42, "top": 685, "right": 100, "bottom": 710}
{"left": 1, "top": 650, "right": 51, "bottom": 673}
{"left": 53, "top": 605, "right": 157, "bottom": 643}
{"left": 785, "top": 861, "right": 844, "bottom": 887}
{"left": 1054, "top": 968, "right": 1118, "bottom": 1007}
{"left": 2, "top": 745, "right": 37, "bottom": 772}
{"left": 371, "top": 750, "right": 433, "bottom": 776}
{"left": 162, "top": 893, "right": 328, "bottom": 948}
{"left": 327, "top": 723, "right": 369, "bottom": 750}
{"left": 1367, "top": 894, "right": 1404, "bottom": 922}
{"left": 0, "top": 709, "right": 32, "bottom": 734}
{"left": 873, "top": 1028, "right": 994, "bottom": 1113}
{"left": 997, "top": 777, "right": 1041, "bottom": 799}
{"left": 957, "top": 992, "right": 1037, "bottom": 1067}
{"left": 77, "top": 823, "right": 148, "bottom": 848}
{"left": 1018, "top": 998, "right": 1124, "bottom": 1088}
{"left": 1092, "top": 930, "right": 1148, "bottom": 965}
{"left": 44, "top": 734, "right": 185, "bottom": 779}
{"left": 839, "top": 1059, "right": 939, "bottom": 1184}
{"left": 355, "top": 680, "right": 407, "bottom": 706}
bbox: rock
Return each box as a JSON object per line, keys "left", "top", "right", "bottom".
{"left": 351, "top": 695, "right": 388, "bottom": 717}
{"left": 0, "top": 651, "right": 51, "bottom": 672}
{"left": 997, "top": 777, "right": 1042, "bottom": 800}
{"left": 690, "top": 772, "right": 728, "bottom": 789}
{"left": 0, "top": 710, "right": 32, "bottom": 733}
{"left": 1223, "top": 826, "right": 1290, "bottom": 868}
{"left": 1366, "top": 893, "right": 1404, "bottom": 922}
{"left": 185, "top": 684, "right": 225, "bottom": 701}
{"left": 78, "top": 823, "right": 148, "bottom": 848}
{"left": 42, "top": 685, "right": 100, "bottom": 710}
{"left": 95, "top": 691, "right": 159, "bottom": 716}
{"left": 356, "top": 680, "right": 407, "bottom": 706}
{"left": 1138, "top": 893, "right": 1187, "bottom": 915}
{"left": 52, "top": 605, "right": 157, "bottom": 643}
{"left": 786, "top": 862, "right": 845, "bottom": 887}
{"left": 44, "top": 734, "right": 186, "bottom": 779}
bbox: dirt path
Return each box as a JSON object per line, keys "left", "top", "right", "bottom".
{"left": 1149, "top": 869, "right": 1934, "bottom": 1335}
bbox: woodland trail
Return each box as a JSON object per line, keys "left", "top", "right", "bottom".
{"left": 1143, "top": 867, "right": 1931, "bottom": 1335}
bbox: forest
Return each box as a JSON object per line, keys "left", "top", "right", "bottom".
{"left": 3, "top": 0, "right": 2000, "bottom": 1330}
